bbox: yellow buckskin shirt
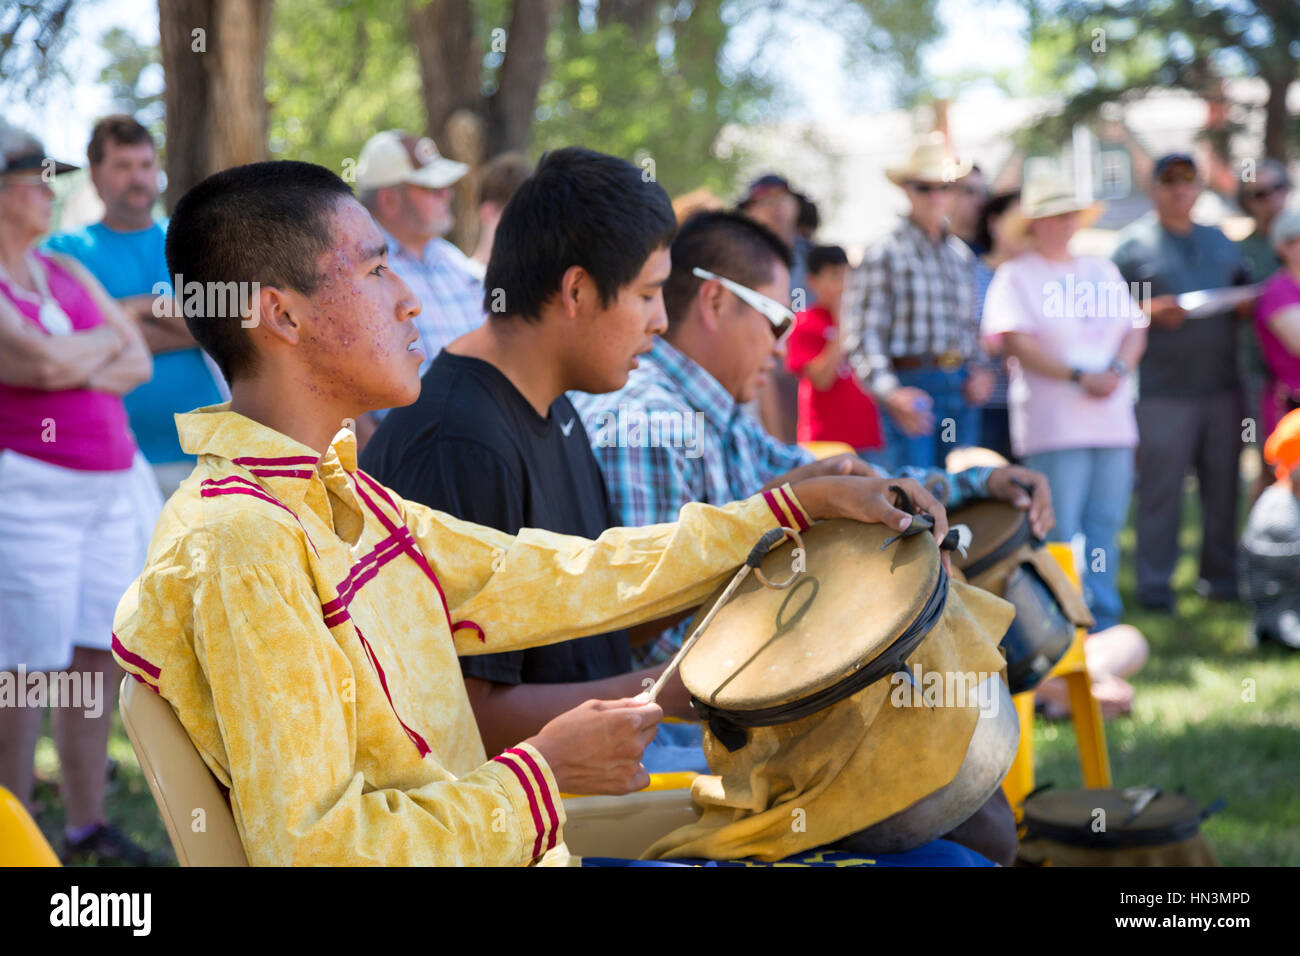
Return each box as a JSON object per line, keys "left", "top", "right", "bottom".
{"left": 111, "top": 405, "right": 811, "bottom": 866}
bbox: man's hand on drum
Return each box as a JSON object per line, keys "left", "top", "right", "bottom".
{"left": 526, "top": 697, "right": 662, "bottom": 795}
{"left": 760, "top": 453, "right": 877, "bottom": 491}
{"left": 792, "top": 475, "right": 950, "bottom": 568}
{"left": 985, "top": 465, "right": 1055, "bottom": 539}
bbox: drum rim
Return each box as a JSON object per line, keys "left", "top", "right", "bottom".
{"left": 690, "top": 568, "right": 950, "bottom": 751}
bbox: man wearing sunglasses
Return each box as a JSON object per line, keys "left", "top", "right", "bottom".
{"left": 574, "top": 210, "right": 1054, "bottom": 672}
{"left": 840, "top": 133, "right": 994, "bottom": 473}
{"left": 1112, "top": 152, "right": 1254, "bottom": 612}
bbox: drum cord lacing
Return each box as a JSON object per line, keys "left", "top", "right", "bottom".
{"left": 691, "top": 567, "right": 951, "bottom": 751}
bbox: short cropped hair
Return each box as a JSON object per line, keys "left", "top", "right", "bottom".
{"left": 483, "top": 146, "right": 676, "bottom": 320}
{"left": 663, "top": 210, "right": 793, "bottom": 329}
{"left": 166, "top": 160, "right": 354, "bottom": 383}
{"left": 478, "top": 152, "right": 532, "bottom": 208}
{"left": 806, "top": 244, "right": 848, "bottom": 275}
{"left": 88, "top": 114, "right": 154, "bottom": 166}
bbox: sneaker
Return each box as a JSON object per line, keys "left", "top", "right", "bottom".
{"left": 61, "top": 824, "right": 165, "bottom": 866}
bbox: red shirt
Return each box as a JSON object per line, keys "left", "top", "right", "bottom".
{"left": 785, "top": 305, "right": 882, "bottom": 449}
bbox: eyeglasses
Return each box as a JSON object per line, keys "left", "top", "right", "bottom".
{"left": 692, "top": 266, "right": 795, "bottom": 339}
{"left": 1247, "top": 182, "right": 1288, "bottom": 202}
{"left": 906, "top": 181, "right": 952, "bottom": 194}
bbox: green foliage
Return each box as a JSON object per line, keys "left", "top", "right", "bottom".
{"left": 1019, "top": 0, "right": 1300, "bottom": 156}
{"left": 98, "top": 26, "right": 164, "bottom": 137}
{"left": 264, "top": 0, "right": 426, "bottom": 176}
{"left": 0, "top": 0, "right": 80, "bottom": 105}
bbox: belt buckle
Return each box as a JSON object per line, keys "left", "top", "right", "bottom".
{"left": 937, "top": 350, "right": 963, "bottom": 372}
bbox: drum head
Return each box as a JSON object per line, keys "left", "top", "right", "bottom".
{"left": 1023, "top": 788, "right": 1212, "bottom": 848}
{"left": 949, "top": 500, "right": 1030, "bottom": 574}
{"left": 679, "top": 519, "right": 939, "bottom": 713}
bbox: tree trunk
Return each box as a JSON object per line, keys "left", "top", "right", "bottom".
{"left": 485, "top": 0, "right": 554, "bottom": 155}
{"left": 407, "top": 0, "right": 479, "bottom": 155}
{"left": 159, "top": 0, "right": 272, "bottom": 212}
{"left": 1262, "top": 67, "right": 1292, "bottom": 162}
{"left": 159, "top": 0, "right": 212, "bottom": 212}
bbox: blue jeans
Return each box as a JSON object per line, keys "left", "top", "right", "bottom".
{"left": 878, "top": 367, "right": 980, "bottom": 472}
{"left": 641, "top": 720, "right": 708, "bottom": 774}
{"left": 1021, "top": 446, "right": 1135, "bottom": 632}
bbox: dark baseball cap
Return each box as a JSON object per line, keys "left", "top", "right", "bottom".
{"left": 0, "top": 131, "right": 78, "bottom": 177}
{"left": 1153, "top": 152, "right": 1197, "bottom": 180}
{"left": 739, "top": 173, "right": 792, "bottom": 207}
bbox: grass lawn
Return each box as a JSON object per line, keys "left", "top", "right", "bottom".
{"left": 29, "top": 484, "right": 1300, "bottom": 866}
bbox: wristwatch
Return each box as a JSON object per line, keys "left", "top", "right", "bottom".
{"left": 1069, "top": 367, "right": 1084, "bottom": 384}
{"left": 1109, "top": 358, "right": 1130, "bottom": 376}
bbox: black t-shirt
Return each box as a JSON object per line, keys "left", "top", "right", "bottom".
{"left": 360, "top": 350, "right": 631, "bottom": 685}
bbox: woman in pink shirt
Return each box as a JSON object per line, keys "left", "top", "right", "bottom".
{"left": 1254, "top": 209, "right": 1300, "bottom": 438}
{"left": 0, "top": 127, "right": 162, "bottom": 863}
{"left": 981, "top": 176, "right": 1148, "bottom": 714}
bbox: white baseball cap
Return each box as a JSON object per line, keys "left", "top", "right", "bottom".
{"left": 356, "top": 130, "right": 468, "bottom": 191}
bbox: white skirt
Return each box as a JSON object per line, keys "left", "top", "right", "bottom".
{"left": 0, "top": 449, "right": 162, "bottom": 672}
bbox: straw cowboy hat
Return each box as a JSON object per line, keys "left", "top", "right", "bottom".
{"left": 1004, "top": 174, "right": 1103, "bottom": 242}
{"left": 885, "top": 132, "right": 972, "bottom": 186}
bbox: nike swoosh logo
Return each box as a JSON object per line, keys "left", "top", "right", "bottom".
{"left": 560, "top": 418, "right": 576, "bottom": 437}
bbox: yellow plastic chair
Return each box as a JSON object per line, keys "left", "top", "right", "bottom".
{"left": 0, "top": 786, "right": 60, "bottom": 867}
{"left": 1001, "top": 542, "right": 1112, "bottom": 817}
{"left": 119, "top": 676, "right": 249, "bottom": 866}
{"left": 799, "top": 440, "right": 856, "bottom": 460}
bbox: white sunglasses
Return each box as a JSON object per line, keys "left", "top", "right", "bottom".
{"left": 692, "top": 266, "right": 795, "bottom": 338}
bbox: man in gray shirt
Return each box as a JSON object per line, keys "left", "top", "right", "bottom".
{"left": 1113, "top": 153, "right": 1252, "bottom": 611}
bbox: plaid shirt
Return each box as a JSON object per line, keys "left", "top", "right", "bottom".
{"left": 381, "top": 226, "right": 485, "bottom": 378}
{"left": 572, "top": 336, "right": 994, "bottom": 665}
{"left": 842, "top": 216, "right": 976, "bottom": 396}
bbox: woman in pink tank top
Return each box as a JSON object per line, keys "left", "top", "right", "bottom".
{"left": 0, "top": 128, "right": 165, "bottom": 864}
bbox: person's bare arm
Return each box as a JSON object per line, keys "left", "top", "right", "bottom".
{"left": 465, "top": 663, "right": 693, "bottom": 760}
{"left": 804, "top": 338, "right": 842, "bottom": 390}
{"left": 1114, "top": 324, "right": 1147, "bottom": 369}
{"left": 0, "top": 286, "right": 122, "bottom": 390}
{"left": 1266, "top": 305, "right": 1300, "bottom": 355}
{"left": 121, "top": 293, "right": 197, "bottom": 353}
{"left": 51, "top": 255, "right": 153, "bottom": 395}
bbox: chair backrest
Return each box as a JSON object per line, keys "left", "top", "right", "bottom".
{"left": 119, "top": 676, "right": 249, "bottom": 866}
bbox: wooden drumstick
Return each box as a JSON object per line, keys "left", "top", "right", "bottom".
{"left": 637, "top": 527, "right": 802, "bottom": 705}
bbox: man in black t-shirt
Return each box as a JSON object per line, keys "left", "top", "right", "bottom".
{"left": 362, "top": 148, "right": 699, "bottom": 766}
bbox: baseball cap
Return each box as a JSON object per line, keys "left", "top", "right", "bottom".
{"left": 1153, "top": 152, "right": 1197, "bottom": 180}
{"left": 739, "top": 173, "right": 792, "bottom": 207}
{"left": 356, "top": 130, "right": 468, "bottom": 191}
{"left": 0, "top": 125, "right": 78, "bottom": 177}
{"left": 1270, "top": 208, "right": 1300, "bottom": 247}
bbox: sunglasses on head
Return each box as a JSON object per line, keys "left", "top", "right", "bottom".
{"left": 907, "top": 181, "right": 952, "bottom": 194}
{"left": 692, "top": 266, "right": 795, "bottom": 339}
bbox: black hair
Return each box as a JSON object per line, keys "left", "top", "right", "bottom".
{"left": 663, "top": 210, "right": 793, "bottom": 329}
{"left": 974, "top": 189, "right": 1021, "bottom": 254}
{"left": 796, "top": 192, "right": 819, "bottom": 232}
{"left": 806, "top": 244, "right": 848, "bottom": 275}
{"left": 165, "top": 160, "right": 354, "bottom": 382}
{"left": 483, "top": 146, "right": 676, "bottom": 320}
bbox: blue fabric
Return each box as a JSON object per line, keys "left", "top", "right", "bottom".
{"left": 44, "top": 221, "right": 223, "bottom": 464}
{"left": 877, "top": 366, "right": 980, "bottom": 472}
{"left": 581, "top": 838, "right": 995, "bottom": 867}
{"left": 641, "top": 720, "right": 708, "bottom": 774}
{"left": 1021, "top": 446, "right": 1134, "bottom": 631}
